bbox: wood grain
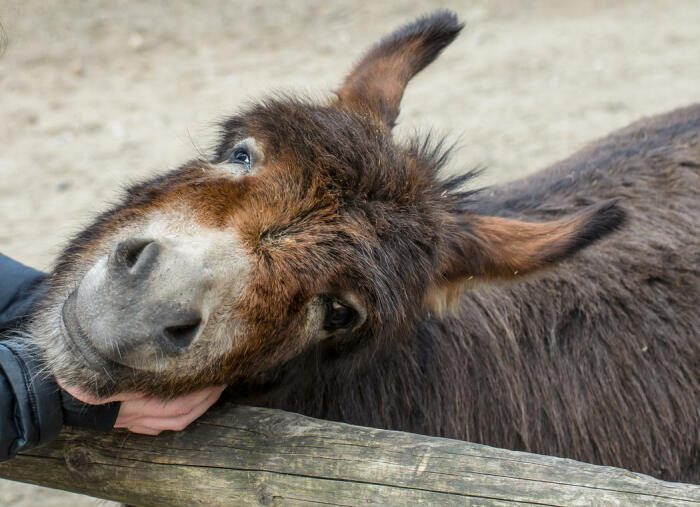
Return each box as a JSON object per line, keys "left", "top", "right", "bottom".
{"left": 1, "top": 404, "right": 698, "bottom": 506}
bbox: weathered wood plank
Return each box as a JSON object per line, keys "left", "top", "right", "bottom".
{"left": 1, "top": 403, "right": 698, "bottom": 506}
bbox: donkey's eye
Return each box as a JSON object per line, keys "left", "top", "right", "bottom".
{"left": 324, "top": 299, "right": 357, "bottom": 331}
{"left": 228, "top": 149, "right": 251, "bottom": 167}
{"left": 219, "top": 137, "right": 260, "bottom": 174}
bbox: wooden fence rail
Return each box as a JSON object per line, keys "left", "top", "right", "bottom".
{"left": 0, "top": 403, "right": 698, "bottom": 506}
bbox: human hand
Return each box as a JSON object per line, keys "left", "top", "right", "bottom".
{"left": 59, "top": 382, "right": 226, "bottom": 436}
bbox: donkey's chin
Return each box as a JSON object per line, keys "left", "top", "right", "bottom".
{"left": 60, "top": 294, "right": 111, "bottom": 371}
{"left": 60, "top": 291, "right": 174, "bottom": 375}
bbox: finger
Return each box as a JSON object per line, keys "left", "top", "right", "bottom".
{"left": 89, "top": 391, "right": 146, "bottom": 403}
{"left": 115, "top": 385, "right": 226, "bottom": 427}
{"left": 58, "top": 380, "right": 146, "bottom": 405}
{"left": 121, "top": 386, "right": 221, "bottom": 431}
{"left": 123, "top": 385, "right": 222, "bottom": 433}
{"left": 125, "top": 425, "right": 163, "bottom": 436}
{"left": 115, "top": 385, "right": 225, "bottom": 426}
{"left": 141, "top": 388, "right": 220, "bottom": 432}
{"left": 144, "top": 385, "right": 225, "bottom": 418}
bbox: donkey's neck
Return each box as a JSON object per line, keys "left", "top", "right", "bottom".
{"left": 231, "top": 267, "right": 597, "bottom": 436}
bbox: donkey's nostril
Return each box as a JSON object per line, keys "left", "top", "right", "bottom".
{"left": 124, "top": 242, "right": 149, "bottom": 269}
{"left": 163, "top": 318, "right": 202, "bottom": 349}
{"left": 112, "top": 238, "right": 160, "bottom": 275}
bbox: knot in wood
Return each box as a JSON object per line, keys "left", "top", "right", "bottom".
{"left": 64, "top": 445, "right": 105, "bottom": 480}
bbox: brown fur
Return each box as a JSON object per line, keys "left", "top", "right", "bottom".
{"left": 31, "top": 11, "right": 698, "bottom": 483}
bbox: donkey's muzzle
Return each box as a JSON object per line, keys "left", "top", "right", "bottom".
{"left": 61, "top": 238, "right": 212, "bottom": 371}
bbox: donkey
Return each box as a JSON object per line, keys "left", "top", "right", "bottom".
{"left": 28, "top": 11, "right": 698, "bottom": 482}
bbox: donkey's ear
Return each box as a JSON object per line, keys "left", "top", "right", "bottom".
{"left": 335, "top": 11, "right": 463, "bottom": 128}
{"left": 427, "top": 199, "right": 625, "bottom": 312}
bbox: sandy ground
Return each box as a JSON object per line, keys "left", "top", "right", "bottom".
{"left": 0, "top": 0, "right": 698, "bottom": 505}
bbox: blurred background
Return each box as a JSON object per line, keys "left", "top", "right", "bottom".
{"left": 0, "top": 0, "right": 698, "bottom": 505}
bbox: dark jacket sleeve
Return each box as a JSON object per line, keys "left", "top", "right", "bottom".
{"left": 0, "top": 253, "right": 46, "bottom": 329}
{"left": 0, "top": 253, "right": 119, "bottom": 462}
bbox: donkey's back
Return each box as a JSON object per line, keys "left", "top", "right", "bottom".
{"left": 453, "top": 104, "right": 700, "bottom": 482}
{"left": 481, "top": 104, "right": 700, "bottom": 220}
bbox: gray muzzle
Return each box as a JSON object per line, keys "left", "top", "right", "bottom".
{"left": 61, "top": 238, "right": 211, "bottom": 370}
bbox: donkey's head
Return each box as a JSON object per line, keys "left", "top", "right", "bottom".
{"left": 33, "top": 11, "right": 623, "bottom": 397}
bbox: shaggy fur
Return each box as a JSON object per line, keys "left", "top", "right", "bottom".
{"left": 28, "top": 11, "right": 698, "bottom": 483}
{"left": 232, "top": 104, "right": 700, "bottom": 483}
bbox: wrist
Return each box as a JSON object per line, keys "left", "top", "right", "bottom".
{"left": 59, "top": 389, "right": 120, "bottom": 431}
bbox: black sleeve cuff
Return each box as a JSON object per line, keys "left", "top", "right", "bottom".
{"left": 60, "top": 390, "right": 120, "bottom": 431}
